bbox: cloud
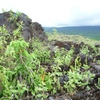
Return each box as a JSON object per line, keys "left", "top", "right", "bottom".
{"left": 0, "top": 0, "right": 100, "bottom": 27}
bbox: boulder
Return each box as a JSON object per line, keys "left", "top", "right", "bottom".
{"left": 94, "top": 65, "right": 100, "bottom": 72}
{"left": 0, "top": 11, "right": 48, "bottom": 42}
{"left": 50, "top": 40, "right": 84, "bottom": 54}
{"left": 78, "top": 54, "right": 93, "bottom": 65}
{"left": 95, "top": 43, "right": 100, "bottom": 47}
{"left": 96, "top": 55, "right": 100, "bottom": 60}
{"left": 59, "top": 74, "right": 69, "bottom": 85}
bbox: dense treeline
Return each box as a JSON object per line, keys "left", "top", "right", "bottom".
{"left": 44, "top": 26, "right": 100, "bottom": 40}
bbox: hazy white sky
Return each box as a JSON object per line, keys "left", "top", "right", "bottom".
{"left": 0, "top": 0, "right": 100, "bottom": 27}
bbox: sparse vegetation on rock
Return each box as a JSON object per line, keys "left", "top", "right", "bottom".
{"left": 0, "top": 10, "right": 100, "bottom": 100}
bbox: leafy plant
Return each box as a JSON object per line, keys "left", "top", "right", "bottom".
{"left": 96, "top": 78, "right": 100, "bottom": 89}
{"left": 80, "top": 45, "right": 89, "bottom": 55}
{"left": 9, "top": 10, "right": 22, "bottom": 24}
{"left": 64, "top": 64, "right": 94, "bottom": 93}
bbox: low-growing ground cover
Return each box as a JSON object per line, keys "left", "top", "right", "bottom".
{"left": 0, "top": 26, "right": 100, "bottom": 100}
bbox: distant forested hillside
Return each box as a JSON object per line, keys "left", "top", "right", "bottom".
{"left": 44, "top": 26, "right": 100, "bottom": 40}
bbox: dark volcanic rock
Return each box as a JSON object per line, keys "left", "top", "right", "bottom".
{"left": 94, "top": 65, "right": 100, "bottom": 72}
{"left": 50, "top": 40, "right": 72, "bottom": 50}
{"left": 0, "top": 11, "right": 48, "bottom": 41}
{"left": 50, "top": 41, "right": 86, "bottom": 55}
{"left": 95, "top": 43, "right": 100, "bottom": 47}
{"left": 59, "top": 75, "right": 69, "bottom": 85}
{"left": 48, "top": 96, "right": 55, "bottom": 100}
{"left": 78, "top": 54, "right": 93, "bottom": 65}
{"left": 74, "top": 44, "right": 80, "bottom": 54}
{"left": 96, "top": 55, "right": 100, "bottom": 60}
